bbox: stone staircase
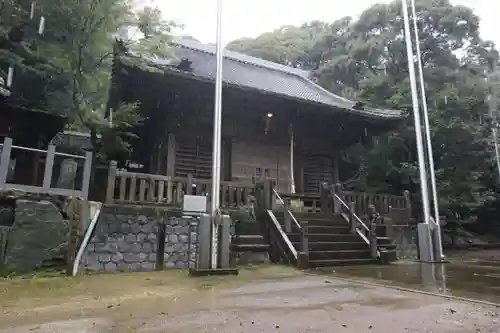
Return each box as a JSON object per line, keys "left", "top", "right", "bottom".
{"left": 274, "top": 212, "right": 397, "bottom": 267}
{"left": 230, "top": 219, "right": 270, "bottom": 264}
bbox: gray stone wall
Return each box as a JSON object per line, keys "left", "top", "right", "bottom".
{"left": 391, "top": 225, "right": 418, "bottom": 260}
{"left": 81, "top": 205, "right": 197, "bottom": 273}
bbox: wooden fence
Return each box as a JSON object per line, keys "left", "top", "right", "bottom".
{"left": 105, "top": 161, "right": 254, "bottom": 210}
{"left": 0, "top": 137, "right": 92, "bottom": 199}
{"left": 278, "top": 184, "right": 410, "bottom": 217}
{"left": 341, "top": 189, "right": 410, "bottom": 216}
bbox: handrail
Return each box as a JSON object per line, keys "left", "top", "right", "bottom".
{"left": 0, "top": 137, "right": 92, "bottom": 199}
{"left": 273, "top": 188, "right": 301, "bottom": 230}
{"left": 266, "top": 209, "right": 298, "bottom": 260}
{"left": 336, "top": 194, "right": 369, "bottom": 232}
{"left": 73, "top": 201, "right": 103, "bottom": 276}
{"left": 334, "top": 193, "right": 381, "bottom": 258}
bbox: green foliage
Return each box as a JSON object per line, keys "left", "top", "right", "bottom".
{"left": 0, "top": 0, "right": 177, "bottom": 160}
{"left": 228, "top": 0, "right": 500, "bottom": 221}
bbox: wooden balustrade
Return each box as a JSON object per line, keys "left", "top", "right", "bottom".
{"left": 276, "top": 183, "right": 410, "bottom": 217}
{"left": 336, "top": 185, "right": 410, "bottom": 217}
{"left": 105, "top": 161, "right": 254, "bottom": 209}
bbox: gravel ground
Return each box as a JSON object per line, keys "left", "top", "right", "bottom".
{"left": 1, "top": 268, "right": 499, "bottom": 333}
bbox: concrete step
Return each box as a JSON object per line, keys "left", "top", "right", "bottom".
{"left": 294, "top": 241, "right": 368, "bottom": 251}
{"left": 308, "top": 225, "right": 351, "bottom": 233}
{"left": 230, "top": 244, "right": 270, "bottom": 252}
{"left": 309, "top": 249, "right": 371, "bottom": 260}
{"left": 232, "top": 235, "right": 265, "bottom": 245}
{"left": 288, "top": 233, "right": 361, "bottom": 243}
{"left": 235, "top": 221, "right": 262, "bottom": 235}
{"left": 277, "top": 221, "right": 350, "bottom": 233}
{"left": 380, "top": 249, "right": 398, "bottom": 262}
{"left": 377, "top": 236, "right": 394, "bottom": 246}
{"left": 309, "top": 258, "right": 379, "bottom": 267}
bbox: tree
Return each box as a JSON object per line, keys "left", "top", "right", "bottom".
{"left": 226, "top": 0, "right": 499, "bottom": 222}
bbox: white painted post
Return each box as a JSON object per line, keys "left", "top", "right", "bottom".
{"left": 42, "top": 145, "right": 55, "bottom": 190}
{"left": 0, "top": 137, "right": 13, "bottom": 189}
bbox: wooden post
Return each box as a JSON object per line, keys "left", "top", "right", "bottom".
{"left": 320, "top": 182, "right": 330, "bottom": 214}
{"left": 105, "top": 161, "right": 118, "bottom": 204}
{"left": 0, "top": 137, "right": 13, "bottom": 188}
{"left": 42, "top": 145, "right": 55, "bottom": 191}
{"left": 65, "top": 198, "right": 80, "bottom": 276}
{"left": 333, "top": 183, "right": 342, "bottom": 214}
{"left": 368, "top": 204, "right": 378, "bottom": 258}
{"left": 370, "top": 220, "right": 378, "bottom": 258}
{"left": 262, "top": 178, "right": 273, "bottom": 210}
{"left": 349, "top": 201, "right": 357, "bottom": 233}
{"left": 166, "top": 133, "right": 176, "bottom": 177}
{"left": 283, "top": 198, "right": 291, "bottom": 233}
{"left": 297, "top": 220, "right": 309, "bottom": 269}
{"left": 186, "top": 174, "right": 193, "bottom": 196}
{"left": 403, "top": 190, "right": 411, "bottom": 217}
{"left": 81, "top": 151, "right": 92, "bottom": 200}
{"left": 156, "top": 211, "right": 166, "bottom": 271}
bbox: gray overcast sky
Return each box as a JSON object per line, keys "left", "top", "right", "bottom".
{"left": 152, "top": 0, "right": 497, "bottom": 47}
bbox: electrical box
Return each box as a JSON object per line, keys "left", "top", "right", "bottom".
{"left": 183, "top": 195, "right": 207, "bottom": 213}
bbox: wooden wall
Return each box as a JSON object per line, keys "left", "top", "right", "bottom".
{"left": 117, "top": 68, "right": 398, "bottom": 194}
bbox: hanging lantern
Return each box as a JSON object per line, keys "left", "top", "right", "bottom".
{"left": 38, "top": 16, "right": 46, "bottom": 35}
{"left": 30, "top": 2, "right": 36, "bottom": 19}
{"left": 6, "top": 66, "right": 14, "bottom": 88}
{"left": 263, "top": 112, "right": 273, "bottom": 135}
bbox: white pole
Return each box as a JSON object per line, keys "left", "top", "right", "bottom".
{"left": 486, "top": 68, "right": 500, "bottom": 181}
{"left": 409, "top": 0, "right": 444, "bottom": 260}
{"left": 210, "top": 0, "right": 224, "bottom": 269}
{"left": 401, "top": 0, "right": 432, "bottom": 227}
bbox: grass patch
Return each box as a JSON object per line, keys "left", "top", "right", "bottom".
{"left": 0, "top": 265, "right": 301, "bottom": 310}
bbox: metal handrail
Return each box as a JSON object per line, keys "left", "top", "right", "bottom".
{"left": 267, "top": 210, "right": 298, "bottom": 260}
{"left": 335, "top": 193, "right": 381, "bottom": 258}
{"left": 335, "top": 194, "right": 369, "bottom": 232}
{"left": 273, "top": 189, "right": 301, "bottom": 230}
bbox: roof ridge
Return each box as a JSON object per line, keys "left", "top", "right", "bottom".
{"left": 170, "top": 38, "right": 388, "bottom": 114}
{"left": 171, "top": 38, "right": 310, "bottom": 78}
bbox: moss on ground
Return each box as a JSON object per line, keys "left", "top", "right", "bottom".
{"left": 0, "top": 265, "right": 302, "bottom": 310}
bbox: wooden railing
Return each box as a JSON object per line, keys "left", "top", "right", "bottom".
{"left": 0, "top": 137, "right": 92, "bottom": 199}
{"left": 340, "top": 186, "right": 410, "bottom": 216}
{"left": 277, "top": 183, "right": 410, "bottom": 217}
{"left": 255, "top": 179, "right": 309, "bottom": 269}
{"left": 105, "top": 161, "right": 254, "bottom": 209}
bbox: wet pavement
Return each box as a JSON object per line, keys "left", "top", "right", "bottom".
{"left": 1, "top": 272, "right": 499, "bottom": 333}
{"left": 321, "top": 252, "right": 500, "bottom": 305}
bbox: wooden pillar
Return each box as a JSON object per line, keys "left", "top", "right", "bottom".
{"left": 332, "top": 153, "right": 340, "bottom": 184}
{"left": 222, "top": 138, "right": 232, "bottom": 181}
{"left": 166, "top": 133, "right": 176, "bottom": 177}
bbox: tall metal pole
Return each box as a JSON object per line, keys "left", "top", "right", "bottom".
{"left": 210, "top": 0, "right": 224, "bottom": 269}
{"left": 409, "top": 0, "right": 444, "bottom": 260}
{"left": 486, "top": 65, "right": 500, "bottom": 180}
{"left": 401, "top": 0, "right": 432, "bottom": 227}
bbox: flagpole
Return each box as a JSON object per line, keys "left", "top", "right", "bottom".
{"left": 401, "top": 0, "right": 432, "bottom": 230}
{"left": 409, "top": 0, "right": 444, "bottom": 260}
{"left": 210, "top": 0, "right": 224, "bottom": 269}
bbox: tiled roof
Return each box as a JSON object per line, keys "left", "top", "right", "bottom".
{"left": 144, "top": 38, "right": 406, "bottom": 120}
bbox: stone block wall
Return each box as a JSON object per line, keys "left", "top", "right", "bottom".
{"left": 81, "top": 205, "right": 197, "bottom": 273}
{"left": 391, "top": 225, "right": 418, "bottom": 259}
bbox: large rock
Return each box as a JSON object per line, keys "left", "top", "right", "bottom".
{"left": 4, "top": 200, "right": 69, "bottom": 273}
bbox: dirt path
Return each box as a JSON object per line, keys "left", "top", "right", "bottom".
{"left": 0, "top": 266, "right": 499, "bottom": 333}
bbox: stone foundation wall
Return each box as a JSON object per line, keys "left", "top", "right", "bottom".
{"left": 81, "top": 205, "right": 197, "bottom": 273}
{"left": 391, "top": 225, "right": 418, "bottom": 260}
